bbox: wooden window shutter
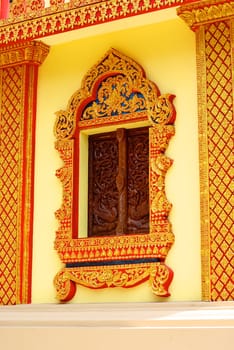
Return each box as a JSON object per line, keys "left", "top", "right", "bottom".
{"left": 88, "top": 127, "right": 149, "bottom": 237}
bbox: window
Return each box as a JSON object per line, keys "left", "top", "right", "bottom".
{"left": 53, "top": 49, "right": 176, "bottom": 302}
{"left": 88, "top": 127, "right": 149, "bottom": 237}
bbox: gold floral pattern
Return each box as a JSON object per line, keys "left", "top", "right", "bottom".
{"left": 0, "top": 0, "right": 197, "bottom": 45}
{"left": 0, "top": 42, "right": 49, "bottom": 305}
{"left": 81, "top": 75, "right": 146, "bottom": 120}
{"left": 54, "top": 48, "right": 176, "bottom": 301}
{"left": 54, "top": 263, "right": 173, "bottom": 301}
{"left": 178, "top": 0, "right": 234, "bottom": 30}
{"left": 179, "top": 0, "right": 234, "bottom": 301}
{"left": 54, "top": 49, "right": 175, "bottom": 140}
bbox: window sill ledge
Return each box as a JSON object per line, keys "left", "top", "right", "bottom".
{"left": 0, "top": 301, "right": 233, "bottom": 328}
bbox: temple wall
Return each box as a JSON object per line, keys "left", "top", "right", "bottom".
{"left": 32, "top": 17, "right": 201, "bottom": 303}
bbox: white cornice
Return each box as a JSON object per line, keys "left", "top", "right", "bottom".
{"left": 0, "top": 301, "right": 233, "bottom": 328}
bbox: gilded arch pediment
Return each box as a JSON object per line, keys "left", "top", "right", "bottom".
{"left": 54, "top": 48, "right": 175, "bottom": 140}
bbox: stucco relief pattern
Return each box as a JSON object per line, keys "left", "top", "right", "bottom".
{"left": 0, "top": 0, "right": 197, "bottom": 45}
{"left": 177, "top": 0, "right": 234, "bottom": 31}
{"left": 54, "top": 48, "right": 176, "bottom": 301}
{"left": 179, "top": 0, "right": 234, "bottom": 301}
{"left": 0, "top": 42, "right": 49, "bottom": 305}
{"left": 0, "top": 66, "right": 23, "bottom": 305}
{"left": 204, "top": 20, "right": 233, "bottom": 301}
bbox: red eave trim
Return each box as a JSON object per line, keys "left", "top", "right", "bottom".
{"left": 0, "top": 0, "right": 198, "bottom": 46}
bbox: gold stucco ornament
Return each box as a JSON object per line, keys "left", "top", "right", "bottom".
{"left": 54, "top": 48, "right": 176, "bottom": 302}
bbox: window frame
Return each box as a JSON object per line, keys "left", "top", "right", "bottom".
{"left": 53, "top": 48, "right": 176, "bottom": 302}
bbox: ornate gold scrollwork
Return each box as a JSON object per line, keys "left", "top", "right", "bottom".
{"left": 177, "top": 0, "right": 234, "bottom": 30}
{"left": 54, "top": 48, "right": 176, "bottom": 301}
{"left": 54, "top": 263, "right": 173, "bottom": 301}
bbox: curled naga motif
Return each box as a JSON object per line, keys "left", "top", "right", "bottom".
{"left": 54, "top": 269, "right": 76, "bottom": 302}
{"left": 54, "top": 111, "right": 75, "bottom": 140}
{"left": 150, "top": 263, "right": 173, "bottom": 297}
{"left": 151, "top": 154, "right": 173, "bottom": 177}
{"left": 54, "top": 90, "right": 85, "bottom": 139}
{"left": 150, "top": 94, "right": 176, "bottom": 125}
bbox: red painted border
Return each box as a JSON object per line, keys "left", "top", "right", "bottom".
{"left": 0, "top": 42, "right": 49, "bottom": 305}
{"left": 0, "top": 0, "right": 198, "bottom": 45}
{"left": 19, "top": 64, "right": 39, "bottom": 303}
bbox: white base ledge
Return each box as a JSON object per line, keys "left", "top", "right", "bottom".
{"left": 0, "top": 302, "right": 234, "bottom": 350}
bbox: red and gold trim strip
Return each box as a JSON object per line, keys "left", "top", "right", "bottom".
{"left": 178, "top": 1, "right": 234, "bottom": 301}
{"left": 0, "top": 0, "right": 197, "bottom": 45}
{"left": 177, "top": 0, "right": 234, "bottom": 31}
{"left": 0, "top": 41, "right": 49, "bottom": 305}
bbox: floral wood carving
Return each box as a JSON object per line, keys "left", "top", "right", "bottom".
{"left": 54, "top": 48, "right": 176, "bottom": 301}
{"left": 88, "top": 132, "right": 119, "bottom": 237}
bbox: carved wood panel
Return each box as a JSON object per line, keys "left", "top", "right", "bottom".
{"left": 88, "top": 127, "right": 149, "bottom": 237}
{"left": 127, "top": 127, "right": 149, "bottom": 234}
{"left": 88, "top": 132, "right": 119, "bottom": 237}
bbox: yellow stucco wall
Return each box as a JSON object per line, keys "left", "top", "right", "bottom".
{"left": 32, "top": 17, "right": 201, "bottom": 303}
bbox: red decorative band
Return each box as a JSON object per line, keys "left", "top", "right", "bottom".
{"left": 0, "top": 0, "right": 198, "bottom": 45}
